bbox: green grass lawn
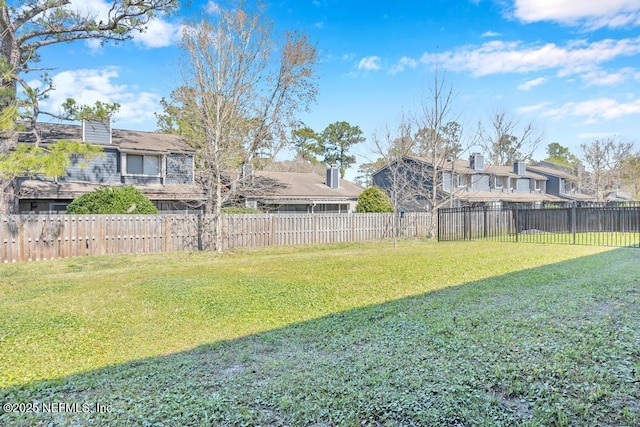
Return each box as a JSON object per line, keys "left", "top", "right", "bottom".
{"left": 1, "top": 240, "right": 639, "bottom": 426}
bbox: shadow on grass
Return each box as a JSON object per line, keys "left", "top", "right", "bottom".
{"left": 2, "top": 248, "right": 639, "bottom": 426}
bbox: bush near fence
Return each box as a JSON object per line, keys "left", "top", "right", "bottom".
{"left": 0, "top": 212, "right": 433, "bottom": 263}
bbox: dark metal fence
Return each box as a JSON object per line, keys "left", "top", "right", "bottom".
{"left": 437, "top": 202, "right": 640, "bottom": 247}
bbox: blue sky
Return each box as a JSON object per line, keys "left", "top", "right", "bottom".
{"left": 26, "top": 0, "right": 640, "bottom": 178}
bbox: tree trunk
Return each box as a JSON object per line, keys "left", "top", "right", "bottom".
{"left": 0, "top": 131, "right": 19, "bottom": 214}
{"left": 213, "top": 172, "right": 223, "bottom": 252}
{"left": 1, "top": 24, "right": 22, "bottom": 214}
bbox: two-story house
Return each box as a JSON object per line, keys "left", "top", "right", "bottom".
{"left": 372, "top": 153, "right": 564, "bottom": 210}
{"left": 17, "top": 120, "right": 206, "bottom": 213}
{"left": 16, "top": 121, "right": 363, "bottom": 214}
{"left": 528, "top": 161, "right": 594, "bottom": 202}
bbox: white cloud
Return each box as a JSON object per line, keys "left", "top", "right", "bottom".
{"left": 133, "top": 18, "right": 183, "bottom": 48}
{"left": 52, "top": 0, "right": 181, "bottom": 49}
{"left": 481, "top": 31, "right": 500, "bottom": 37}
{"left": 517, "top": 102, "right": 552, "bottom": 114}
{"left": 35, "top": 68, "right": 161, "bottom": 127}
{"left": 581, "top": 67, "right": 640, "bottom": 86}
{"left": 84, "top": 39, "right": 103, "bottom": 52}
{"left": 389, "top": 56, "right": 418, "bottom": 75}
{"left": 315, "top": 21, "right": 324, "bottom": 29}
{"left": 357, "top": 56, "right": 382, "bottom": 71}
{"left": 517, "top": 77, "right": 547, "bottom": 90}
{"left": 421, "top": 37, "right": 640, "bottom": 78}
{"left": 68, "top": 0, "right": 111, "bottom": 19}
{"left": 512, "top": 0, "right": 640, "bottom": 29}
{"left": 205, "top": 1, "right": 221, "bottom": 14}
{"left": 542, "top": 97, "right": 640, "bottom": 124}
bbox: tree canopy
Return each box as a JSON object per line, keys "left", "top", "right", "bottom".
{"left": 0, "top": 0, "right": 180, "bottom": 213}
{"left": 292, "top": 121, "right": 365, "bottom": 178}
{"left": 544, "top": 142, "right": 581, "bottom": 170}
{"left": 158, "top": 0, "right": 318, "bottom": 251}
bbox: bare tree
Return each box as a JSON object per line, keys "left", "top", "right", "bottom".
{"left": 478, "top": 111, "right": 542, "bottom": 165}
{"left": 581, "top": 138, "right": 634, "bottom": 201}
{"left": 415, "top": 70, "right": 475, "bottom": 234}
{"left": 169, "top": 0, "right": 317, "bottom": 251}
{"left": 620, "top": 151, "right": 640, "bottom": 199}
{"left": 370, "top": 116, "right": 424, "bottom": 212}
{"left": 0, "top": 0, "right": 180, "bottom": 213}
{"left": 370, "top": 71, "right": 474, "bottom": 238}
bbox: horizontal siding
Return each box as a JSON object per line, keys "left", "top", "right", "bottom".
{"left": 83, "top": 120, "right": 111, "bottom": 144}
{"left": 122, "top": 176, "right": 162, "bottom": 185}
{"left": 165, "top": 154, "right": 194, "bottom": 184}
{"left": 63, "top": 149, "right": 120, "bottom": 183}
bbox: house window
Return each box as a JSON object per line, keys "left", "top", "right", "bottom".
{"left": 456, "top": 174, "right": 468, "bottom": 188}
{"left": 511, "top": 178, "right": 518, "bottom": 190}
{"left": 126, "top": 154, "right": 161, "bottom": 176}
{"left": 49, "top": 203, "right": 68, "bottom": 212}
{"left": 494, "top": 176, "right": 504, "bottom": 189}
{"left": 534, "top": 180, "right": 541, "bottom": 191}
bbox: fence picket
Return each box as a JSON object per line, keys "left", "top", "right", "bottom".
{"left": 0, "top": 213, "right": 433, "bottom": 263}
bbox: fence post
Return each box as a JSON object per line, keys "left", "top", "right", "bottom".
{"left": 483, "top": 206, "right": 488, "bottom": 239}
{"left": 514, "top": 206, "right": 519, "bottom": 243}
{"left": 19, "top": 216, "right": 25, "bottom": 262}
{"left": 352, "top": 213, "right": 356, "bottom": 242}
{"left": 571, "top": 202, "right": 576, "bottom": 245}
{"left": 464, "top": 208, "right": 470, "bottom": 241}
{"left": 197, "top": 214, "right": 203, "bottom": 251}
{"left": 270, "top": 215, "right": 276, "bottom": 246}
{"left": 164, "top": 217, "right": 170, "bottom": 253}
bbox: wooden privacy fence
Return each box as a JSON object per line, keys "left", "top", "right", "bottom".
{"left": 0, "top": 212, "right": 433, "bottom": 263}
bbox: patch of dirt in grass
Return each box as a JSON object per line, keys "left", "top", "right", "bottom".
{"left": 493, "top": 389, "right": 533, "bottom": 422}
{"left": 219, "top": 364, "right": 246, "bottom": 376}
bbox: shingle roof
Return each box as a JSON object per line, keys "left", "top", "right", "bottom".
{"left": 249, "top": 171, "right": 363, "bottom": 200}
{"left": 452, "top": 190, "right": 564, "bottom": 203}
{"left": 18, "top": 122, "right": 194, "bottom": 153}
{"left": 414, "top": 157, "right": 548, "bottom": 180}
{"left": 528, "top": 163, "right": 577, "bottom": 181}
{"left": 17, "top": 179, "right": 206, "bottom": 201}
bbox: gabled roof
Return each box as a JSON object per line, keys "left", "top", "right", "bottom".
{"left": 396, "top": 156, "right": 548, "bottom": 180}
{"left": 453, "top": 190, "right": 564, "bottom": 203}
{"left": 528, "top": 162, "right": 578, "bottom": 181}
{"left": 18, "top": 122, "right": 194, "bottom": 153}
{"left": 17, "top": 179, "right": 206, "bottom": 201}
{"left": 247, "top": 171, "right": 362, "bottom": 201}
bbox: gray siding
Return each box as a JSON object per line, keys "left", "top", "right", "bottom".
{"left": 83, "top": 120, "right": 111, "bottom": 144}
{"left": 547, "top": 176, "right": 560, "bottom": 196}
{"left": 514, "top": 178, "right": 530, "bottom": 193}
{"left": 166, "top": 154, "right": 194, "bottom": 184}
{"left": 472, "top": 174, "right": 491, "bottom": 191}
{"left": 122, "top": 175, "right": 162, "bottom": 185}
{"left": 442, "top": 171, "right": 452, "bottom": 192}
{"left": 62, "top": 148, "right": 120, "bottom": 183}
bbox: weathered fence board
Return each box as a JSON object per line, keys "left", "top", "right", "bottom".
{"left": 0, "top": 212, "right": 433, "bottom": 263}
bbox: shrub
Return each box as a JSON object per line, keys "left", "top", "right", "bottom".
{"left": 356, "top": 186, "right": 394, "bottom": 213}
{"left": 66, "top": 186, "right": 158, "bottom": 214}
